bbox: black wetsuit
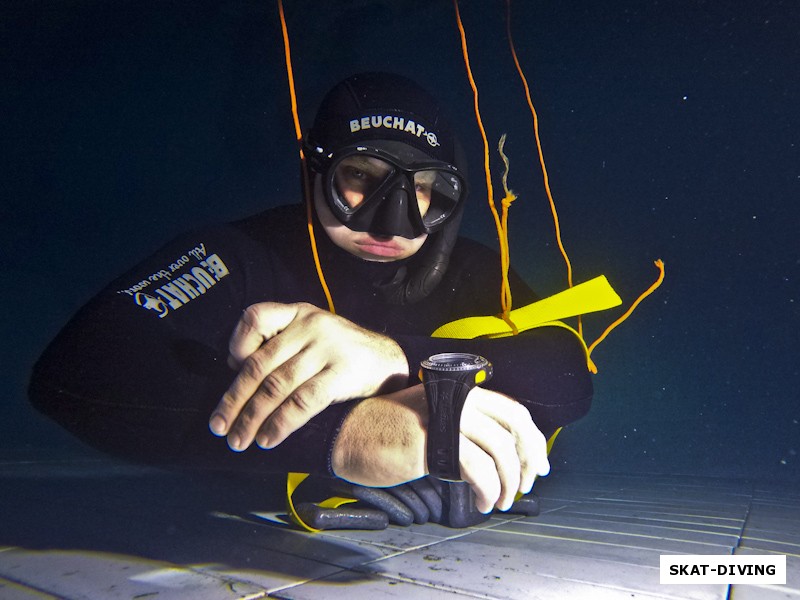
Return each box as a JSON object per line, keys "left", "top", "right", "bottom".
{"left": 29, "top": 204, "right": 592, "bottom": 476}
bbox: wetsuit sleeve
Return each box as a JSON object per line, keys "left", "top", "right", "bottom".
{"left": 28, "top": 225, "right": 354, "bottom": 476}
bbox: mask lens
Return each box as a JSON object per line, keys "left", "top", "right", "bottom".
{"left": 332, "top": 156, "right": 394, "bottom": 213}
{"left": 417, "top": 170, "right": 463, "bottom": 228}
{"left": 325, "top": 146, "right": 466, "bottom": 237}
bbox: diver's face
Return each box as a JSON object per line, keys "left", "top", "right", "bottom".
{"left": 314, "top": 176, "right": 428, "bottom": 262}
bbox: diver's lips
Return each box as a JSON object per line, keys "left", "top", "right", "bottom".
{"left": 355, "top": 238, "right": 404, "bottom": 257}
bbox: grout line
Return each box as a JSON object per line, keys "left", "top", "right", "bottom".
{"left": 361, "top": 571, "right": 503, "bottom": 600}
{"left": 264, "top": 567, "right": 353, "bottom": 597}
{"left": 497, "top": 520, "right": 742, "bottom": 544}
{"left": 561, "top": 510, "right": 745, "bottom": 529}
{"left": 725, "top": 482, "right": 758, "bottom": 600}
{"left": 479, "top": 526, "right": 732, "bottom": 552}
{"left": 319, "top": 516, "right": 532, "bottom": 573}
{"left": 0, "top": 573, "right": 71, "bottom": 600}
{"left": 731, "top": 482, "right": 756, "bottom": 553}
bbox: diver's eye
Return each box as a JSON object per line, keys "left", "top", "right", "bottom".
{"left": 341, "top": 166, "right": 384, "bottom": 191}
{"left": 344, "top": 166, "right": 367, "bottom": 181}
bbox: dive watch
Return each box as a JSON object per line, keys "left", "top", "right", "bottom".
{"left": 421, "top": 352, "right": 493, "bottom": 481}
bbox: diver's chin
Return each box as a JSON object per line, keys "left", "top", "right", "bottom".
{"left": 360, "top": 254, "right": 395, "bottom": 263}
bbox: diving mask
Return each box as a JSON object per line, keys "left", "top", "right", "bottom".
{"left": 314, "top": 141, "right": 466, "bottom": 239}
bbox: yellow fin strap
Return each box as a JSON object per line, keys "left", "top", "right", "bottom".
{"left": 286, "top": 472, "right": 358, "bottom": 533}
{"left": 546, "top": 427, "right": 562, "bottom": 455}
{"left": 431, "top": 275, "right": 621, "bottom": 340}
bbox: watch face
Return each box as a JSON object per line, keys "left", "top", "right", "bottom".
{"left": 421, "top": 352, "right": 490, "bottom": 372}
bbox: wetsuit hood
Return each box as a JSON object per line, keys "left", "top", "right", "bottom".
{"left": 304, "top": 72, "right": 468, "bottom": 305}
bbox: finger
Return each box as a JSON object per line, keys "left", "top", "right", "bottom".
{"left": 460, "top": 409, "right": 521, "bottom": 511}
{"left": 210, "top": 326, "right": 312, "bottom": 438}
{"left": 256, "top": 368, "right": 338, "bottom": 448}
{"left": 226, "top": 351, "right": 326, "bottom": 450}
{"left": 458, "top": 435, "right": 500, "bottom": 514}
{"left": 469, "top": 388, "right": 550, "bottom": 494}
{"left": 228, "top": 302, "right": 301, "bottom": 364}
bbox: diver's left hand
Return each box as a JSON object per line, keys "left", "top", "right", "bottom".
{"left": 208, "top": 302, "right": 408, "bottom": 451}
{"left": 331, "top": 384, "right": 549, "bottom": 514}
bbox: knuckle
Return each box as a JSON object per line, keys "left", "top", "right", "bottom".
{"left": 485, "top": 478, "right": 501, "bottom": 504}
{"left": 510, "top": 405, "right": 540, "bottom": 440}
{"left": 495, "top": 422, "right": 519, "bottom": 452}
{"left": 505, "top": 402, "right": 532, "bottom": 430}
{"left": 294, "top": 302, "right": 322, "bottom": 322}
{"left": 289, "top": 381, "right": 326, "bottom": 414}
{"left": 262, "top": 384, "right": 327, "bottom": 442}
{"left": 511, "top": 401, "right": 531, "bottom": 421}
{"left": 259, "top": 371, "right": 291, "bottom": 401}
{"left": 240, "top": 303, "right": 263, "bottom": 326}
{"left": 236, "top": 390, "right": 282, "bottom": 432}
{"left": 217, "top": 391, "right": 240, "bottom": 413}
{"left": 307, "top": 308, "right": 336, "bottom": 332}
{"left": 476, "top": 449, "right": 500, "bottom": 481}
{"left": 294, "top": 301, "right": 316, "bottom": 313}
{"left": 494, "top": 434, "right": 518, "bottom": 461}
{"left": 240, "top": 355, "right": 269, "bottom": 382}
{"left": 236, "top": 405, "right": 260, "bottom": 429}
{"left": 263, "top": 408, "right": 288, "bottom": 436}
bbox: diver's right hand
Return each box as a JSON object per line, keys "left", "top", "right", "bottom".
{"left": 331, "top": 384, "right": 549, "bottom": 514}
{"left": 209, "top": 302, "right": 409, "bottom": 452}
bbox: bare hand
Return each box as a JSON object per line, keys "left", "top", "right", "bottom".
{"left": 458, "top": 386, "right": 550, "bottom": 512}
{"left": 331, "top": 384, "right": 549, "bottom": 513}
{"left": 209, "top": 302, "right": 409, "bottom": 451}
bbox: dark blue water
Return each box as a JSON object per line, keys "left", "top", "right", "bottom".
{"left": 4, "top": 1, "right": 798, "bottom": 483}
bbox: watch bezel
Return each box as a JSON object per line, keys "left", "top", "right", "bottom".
{"left": 421, "top": 352, "right": 490, "bottom": 373}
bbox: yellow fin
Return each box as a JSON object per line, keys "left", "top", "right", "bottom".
{"left": 431, "top": 275, "right": 622, "bottom": 339}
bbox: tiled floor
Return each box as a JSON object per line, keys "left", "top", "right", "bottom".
{"left": 0, "top": 455, "right": 797, "bottom": 599}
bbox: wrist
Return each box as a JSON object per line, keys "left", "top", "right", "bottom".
{"left": 379, "top": 337, "right": 412, "bottom": 393}
{"left": 331, "top": 385, "right": 427, "bottom": 486}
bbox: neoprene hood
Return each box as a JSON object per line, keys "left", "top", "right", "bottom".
{"left": 305, "top": 72, "right": 468, "bottom": 304}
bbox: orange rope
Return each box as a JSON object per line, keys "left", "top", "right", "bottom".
{"left": 497, "top": 134, "right": 518, "bottom": 334}
{"left": 504, "top": 0, "right": 579, "bottom": 334}
{"left": 587, "top": 260, "right": 665, "bottom": 369}
{"left": 503, "top": 0, "right": 667, "bottom": 369}
{"left": 453, "top": 0, "right": 515, "bottom": 328}
{"left": 278, "top": 0, "right": 335, "bottom": 314}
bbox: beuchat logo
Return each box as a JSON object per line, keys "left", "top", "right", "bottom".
{"left": 349, "top": 115, "right": 440, "bottom": 147}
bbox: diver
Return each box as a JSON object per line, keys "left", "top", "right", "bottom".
{"left": 29, "top": 72, "right": 593, "bottom": 527}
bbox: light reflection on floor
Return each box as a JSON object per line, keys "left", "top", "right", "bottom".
{"left": 0, "top": 455, "right": 797, "bottom": 599}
